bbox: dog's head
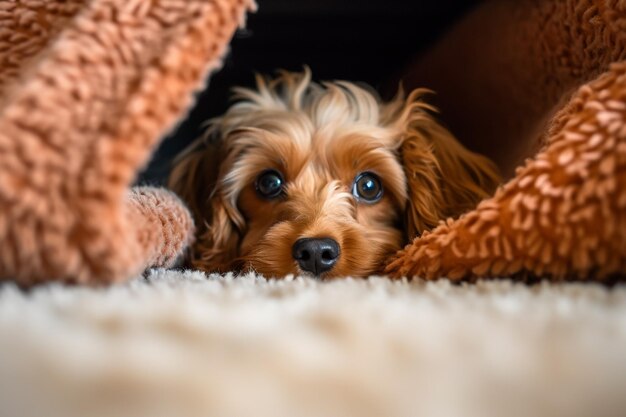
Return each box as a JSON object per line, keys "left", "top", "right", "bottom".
{"left": 170, "top": 70, "right": 499, "bottom": 278}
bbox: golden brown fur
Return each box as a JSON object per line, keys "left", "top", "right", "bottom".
{"left": 169, "top": 69, "right": 500, "bottom": 278}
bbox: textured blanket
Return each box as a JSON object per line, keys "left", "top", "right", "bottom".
{"left": 0, "top": 0, "right": 253, "bottom": 285}
{"left": 386, "top": 0, "right": 626, "bottom": 281}
{"left": 1, "top": 272, "right": 625, "bottom": 417}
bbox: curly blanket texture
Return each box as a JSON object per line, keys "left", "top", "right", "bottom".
{"left": 1, "top": 271, "right": 625, "bottom": 417}
{"left": 386, "top": 0, "right": 626, "bottom": 282}
{"left": 0, "top": 0, "right": 624, "bottom": 285}
{"left": 0, "top": 0, "right": 253, "bottom": 285}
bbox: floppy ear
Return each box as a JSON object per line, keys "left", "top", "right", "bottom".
{"left": 168, "top": 139, "right": 241, "bottom": 271}
{"left": 400, "top": 111, "right": 501, "bottom": 239}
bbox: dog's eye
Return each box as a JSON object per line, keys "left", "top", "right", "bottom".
{"left": 256, "top": 170, "right": 284, "bottom": 199}
{"left": 352, "top": 172, "right": 383, "bottom": 203}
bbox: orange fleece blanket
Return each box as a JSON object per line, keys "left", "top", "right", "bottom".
{"left": 0, "top": 0, "right": 254, "bottom": 285}
{"left": 386, "top": 0, "right": 626, "bottom": 282}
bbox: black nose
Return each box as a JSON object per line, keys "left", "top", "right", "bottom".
{"left": 292, "top": 238, "right": 340, "bottom": 276}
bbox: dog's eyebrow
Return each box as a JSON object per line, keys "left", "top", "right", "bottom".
{"left": 228, "top": 126, "right": 300, "bottom": 155}
{"left": 223, "top": 124, "right": 315, "bottom": 185}
{"left": 224, "top": 110, "right": 314, "bottom": 147}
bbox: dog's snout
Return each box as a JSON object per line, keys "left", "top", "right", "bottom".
{"left": 292, "top": 238, "right": 340, "bottom": 276}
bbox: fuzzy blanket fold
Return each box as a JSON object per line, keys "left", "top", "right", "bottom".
{"left": 0, "top": 0, "right": 254, "bottom": 285}
{"left": 386, "top": 0, "right": 626, "bottom": 282}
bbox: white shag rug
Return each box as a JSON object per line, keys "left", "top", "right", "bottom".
{"left": 1, "top": 270, "right": 625, "bottom": 417}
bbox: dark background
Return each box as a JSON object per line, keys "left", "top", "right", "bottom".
{"left": 139, "top": 0, "right": 482, "bottom": 185}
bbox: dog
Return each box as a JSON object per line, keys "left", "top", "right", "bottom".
{"left": 169, "top": 69, "right": 500, "bottom": 278}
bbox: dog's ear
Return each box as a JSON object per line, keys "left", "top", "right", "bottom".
{"left": 168, "top": 139, "right": 240, "bottom": 271}
{"left": 400, "top": 111, "right": 500, "bottom": 239}
{"left": 168, "top": 140, "right": 218, "bottom": 221}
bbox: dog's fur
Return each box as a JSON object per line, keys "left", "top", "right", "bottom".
{"left": 169, "top": 70, "right": 500, "bottom": 278}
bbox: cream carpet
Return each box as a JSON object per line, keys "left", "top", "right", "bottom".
{"left": 0, "top": 270, "right": 625, "bottom": 417}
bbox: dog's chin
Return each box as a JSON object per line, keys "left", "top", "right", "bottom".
{"left": 241, "top": 260, "right": 380, "bottom": 280}
{"left": 242, "top": 262, "right": 358, "bottom": 280}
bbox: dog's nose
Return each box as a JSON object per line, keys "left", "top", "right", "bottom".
{"left": 292, "top": 238, "right": 340, "bottom": 276}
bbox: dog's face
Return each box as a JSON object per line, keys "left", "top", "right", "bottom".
{"left": 170, "top": 70, "right": 499, "bottom": 278}
{"left": 219, "top": 92, "right": 410, "bottom": 278}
